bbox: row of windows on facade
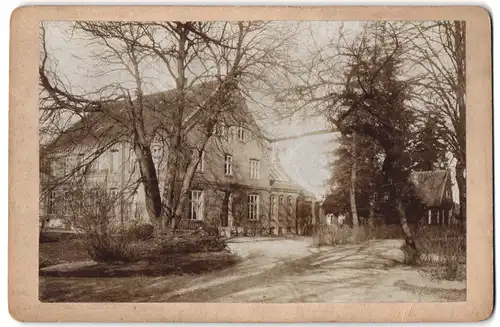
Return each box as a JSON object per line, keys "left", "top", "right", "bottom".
{"left": 47, "top": 188, "right": 294, "bottom": 224}
{"left": 188, "top": 191, "right": 294, "bottom": 222}
{"left": 213, "top": 124, "right": 252, "bottom": 143}
{"left": 46, "top": 187, "right": 128, "bottom": 217}
{"left": 55, "top": 148, "right": 261, "bottom": 181}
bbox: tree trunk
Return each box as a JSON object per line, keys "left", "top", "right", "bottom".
{"left": 382, "top": 149, "right": 419, "bottom": 263}
{"left": 368, "top": 194, "right": 375, "bottom": 227}
{"left": 350, "top": 135, "right": 359, "bottom": 228}
{"left": 455, "top": 161, "right": 466, "bottom": 222}
{"left": 395, "top": 197, "right": 419, "bottom": 263}
{"left": 171, "top": 147, "right": 207, "bottom": 229}
{"left": 454, "top": 21, "right": 467, "bottom": 224}
{"left": 163, "top": 26, "right": 189, "bottom": 230}
{"left": 134, "top": 142, "right": 163, "bottom": 233}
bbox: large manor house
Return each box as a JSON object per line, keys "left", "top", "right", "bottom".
{"left": 41, "top": 81, "right": 318, "bottom": 236}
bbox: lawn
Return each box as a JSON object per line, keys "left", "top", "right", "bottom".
{"left": 39, "top": 231, "right": 238, "bottom": 277}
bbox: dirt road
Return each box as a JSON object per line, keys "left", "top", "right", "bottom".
{"left": 40, "top": 237, "right": 466, "bottom": 302}
{"left": 161, "top": 237, "right": 466, "bottom": 303}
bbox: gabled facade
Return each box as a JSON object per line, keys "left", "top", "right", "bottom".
{"left": 409, "top": 169, "right": 455, "bottom": 225}
{"left": 40, "top": 81, "right": 315, "bottom": 235}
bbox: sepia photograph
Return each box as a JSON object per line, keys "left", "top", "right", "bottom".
{"left": 6, "top": 3, "right": 495, "bottom": 321}
{"left": 37, "top": 19, "right": 469, "bottom": 304}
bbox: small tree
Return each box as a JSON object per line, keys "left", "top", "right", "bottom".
{"left": 67, "top": 183, "right": 138, "bottom": 263}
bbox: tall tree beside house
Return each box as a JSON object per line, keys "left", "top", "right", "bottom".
{"left": 349, "top": 134, "right": 359, "bottom": 228}
{"left": 322, "top": 132, "right": 384, "bottom": 225}
{"left": 410, "top": 114, "right": 448, "bottom": 172}
{"left": 292, "top": 21, "right": 421, "bottom": 259}
{"left": 39, "top": 21, "right": 299, "bottom": 234}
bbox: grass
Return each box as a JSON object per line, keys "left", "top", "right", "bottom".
{"left": 39, "top": 238, "right": 90, "bottom": 268}
{"left": 39, "top": 231, "right": 239, "bottom": 276}
{"left": 415, "top": 225, "right": 466, "bottom": 281}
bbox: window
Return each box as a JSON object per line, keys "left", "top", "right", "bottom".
{"left": 279, "top": 195, "right": 284, "bottom": 217}
{"left": 88, "top": 188, "right": 100, "bottom": 209}
{"left": 270, "top": 195, "right": 277, "bottom": 217}
{"left": 110, "top": 149, "right": 120, "bottom": 173}
{"left": 90, "top": 154, "right": 103, "bottom": 173}
{"left": 287, "top": 196, "right": 293, "bottom": 218}
{"left": 224, "top": 154, "right": 233, "bottom": 175}
{"left": 62, "top": 189, "right": 70, "bottom": 216}
{"left": 196, "top": 150, "right": 205, "bottom": 172}
{"left": 151, "top": 145, "right": 162, "bottom": 158}
{"left": 151, "top": 145, "right": 163, "bottom": 172}
{"left": 214, "top": 123, "right": 226, "bottom": 136}
{"left": 237, "top": 127, "right": 247, "bottom": 142}
{"left": 248, "top": 194, "right": 259, "bottom": 221}
{"left": 249, "top": 159, "right": 260, "bottom": 179}
{"left": 60, "top": 156, "right": 70, "bottom": 176}
{"left": 109, "top": 188, "right": 119, "bottom": 218}
{"left": 77, "top": 153, "right": 85, "bottom": 174}
{"left": 189, "top": 190, "right": 204, "bottom": 220}
{"left": 47, "top": 191, "right": 56, "bottom": 215}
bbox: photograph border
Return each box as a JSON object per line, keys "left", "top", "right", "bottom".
{"left": 9, "top": 5, "right": 493, "bottom": 322}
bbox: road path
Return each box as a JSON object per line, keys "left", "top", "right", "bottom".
{"left": 40, "top": 237, "right": 466, "bottom": 302}
{"left": 155, "top": 237, "right": 466, "bottom": 302}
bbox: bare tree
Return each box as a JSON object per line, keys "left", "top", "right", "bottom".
{"left": 349, "top": 134, "right": 359, "bottom": 228}
{"left": 276, "top": 22, "right": 421, "bottom": 259}
{"left": 39, "top": 21, "right": 299, "bottom": 234}
{"left": 404, "top": 21, "right": 466, "bottom": 221}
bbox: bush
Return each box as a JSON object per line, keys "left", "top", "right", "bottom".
{"left": 65, "top": 184, "right": 141, "bottom": 263}
{"left": 318, "top": 225, "right": 352, "bottom": 245}
{"left": 314, "top": 223, "right": 404, "bottom": 246}
{"left": 156, "top": 230, "right": 228, "bottom": 254}
{"left": 85, "top": 233, "right": 138, "bottom": 263}
{"left": 416, "top": 224, "right": 466, "bottom": 281}
{"left": 128, "top": 223, "right": 154, "bottom": 241}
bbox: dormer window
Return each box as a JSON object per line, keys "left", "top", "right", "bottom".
{"left": 110, "top": 148, "right": 120, "bottom": 173}
{"left": 237, "top": 126, "right": 247, "bottom": 142}
{"left": 214, "top": 123, "right": 226, "bottom": 136}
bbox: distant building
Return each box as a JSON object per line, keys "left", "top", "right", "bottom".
{"left": 40, "top": 81, "right": 316, "bottom": 236}
{"left": 410, "top": 169, "right": 456, "bottom": 225}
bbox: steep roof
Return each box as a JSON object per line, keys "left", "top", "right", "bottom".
{"left": 269, "top": 151, "right": 316, "bottom": 199}
{"left": 45, "top": 80, "right": 263, "bottom": 153}
{"left": 410, "top": 169, "right": 451, "bottom": 207}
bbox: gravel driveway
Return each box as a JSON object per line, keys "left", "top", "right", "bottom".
{"left": 158, "top": 237, "right": 466, "bottom": 303}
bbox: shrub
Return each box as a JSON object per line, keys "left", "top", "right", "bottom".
{"left": 416, "top": 224, "right": 466, "bottom": 281}
{"left": 128, "top": 223, "right": 154, "bottom": 241}
{"left": 65, "top": 184, "right": 140, "bottom": 263}
{"left": 314, "top": 223, "right": 404, "bottom": 246}
{"left": 156, "top": 230, "right": 228, "bottom": 254}
{"left": 85, "top": 233, "right": 138, "bottom": 263}
{"left": 368, "top": 224, "right": 404, "bottom": 239}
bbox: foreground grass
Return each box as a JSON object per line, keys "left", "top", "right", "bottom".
{"left": 394, "top": 280, "right": 466, "bottom": 301}
{"left": 39, "top": 231, "right": 240, "bottom": 301}
{"left": 40, "top": 275, "right": 190, "bottom": 302}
